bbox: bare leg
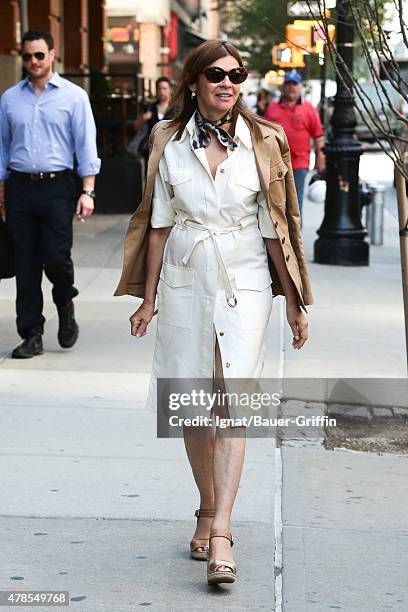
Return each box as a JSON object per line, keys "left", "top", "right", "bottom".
{"left": 210, "top": 338, "right": 246, "bottom": 571}
{"left": 182, "top": 335, "right": 246, "bottom": 563}
{"left": 183, "top": 423, "right": 215, "bottom": 551}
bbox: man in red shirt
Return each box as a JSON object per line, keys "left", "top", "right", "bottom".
{"left": 264, "top": 70, "right": 325, "bottom": 217}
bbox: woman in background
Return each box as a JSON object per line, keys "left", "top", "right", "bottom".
{"left": 129, "top": 76, "right": 175, "bottom": 168}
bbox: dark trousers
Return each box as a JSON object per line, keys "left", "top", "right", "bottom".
{"left": 5, "top": 172, "right": 78, "bottom": 339}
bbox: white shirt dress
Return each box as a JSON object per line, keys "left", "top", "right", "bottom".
{"left": 146, "top": 112, "right": 279, "bottom": 412}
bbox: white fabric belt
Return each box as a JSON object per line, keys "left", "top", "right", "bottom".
{"left": 178, "top": 215, "right": 258, "bottom": 307}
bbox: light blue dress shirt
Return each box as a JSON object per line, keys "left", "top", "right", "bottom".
{"left": 0, "top": 72, "right": 101, "bottom": 180}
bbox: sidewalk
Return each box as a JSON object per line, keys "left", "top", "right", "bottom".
{"left": 279, "top": 188, "right": 408, "bottom": 612}
{"left": 285, "top": 189, "right": 406, "bottom": 377}
{"left": 0, "top": 215, "right": 279, "bottom": 610}
{"left": 0, "top": 182, "right": 407, "bottom": 611}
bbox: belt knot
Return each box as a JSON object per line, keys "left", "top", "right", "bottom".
{"left": 180, "top": 218, "right": 241, "bottom": 307}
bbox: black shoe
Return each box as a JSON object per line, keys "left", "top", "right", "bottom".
{"left": 11, "top": 335, "right": 43, "bottom": 359}
{"left": 57, "top": 300, "right": 79, "bottom": 348}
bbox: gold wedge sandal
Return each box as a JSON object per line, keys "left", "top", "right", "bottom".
{"left": 190, "top": 508, "right": 215, "bottom": 560}
{"left": 207, "top": 530, "right": 236, "bottom": 584}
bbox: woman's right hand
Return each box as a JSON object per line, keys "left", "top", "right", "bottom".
{"left": 129, "top": 301, "right": 155, "bottom": 337}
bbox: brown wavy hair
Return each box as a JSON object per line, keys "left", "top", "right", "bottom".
{"left": 167, "top": 39, "right": 271, "bottom": 141}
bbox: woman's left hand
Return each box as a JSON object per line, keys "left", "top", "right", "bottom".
{"left": 286, "top": 302, "right": 309, "bottom": 349}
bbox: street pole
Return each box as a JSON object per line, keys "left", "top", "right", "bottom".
{"left": 319, "top": 44, "right": 327, "bottom": 128}
{"left": 19, "top": 0, "right": 28, "bottom": 33}
{"left": 314, "top": 0, "right": 369, "bottom": 265}
{"left": 395, "top": 166, "right": 408, "bottom": 374}
{"left": 19, "top": 0, "right": 29, "bottom": 80}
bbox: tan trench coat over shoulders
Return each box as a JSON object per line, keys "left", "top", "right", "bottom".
{"left": 114, "top": 116, "right": 313, "bottom": 311}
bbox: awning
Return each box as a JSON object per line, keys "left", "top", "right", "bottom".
{"left": 184, "top": 26, "right": 207, "bottom": 48}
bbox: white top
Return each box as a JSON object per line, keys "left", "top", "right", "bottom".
{"left": 151, "top": 112, "right": 278, "bottom": 239}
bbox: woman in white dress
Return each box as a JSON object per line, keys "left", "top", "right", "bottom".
{"left": 124, "top": 40, "right": 312, "bottom": 585}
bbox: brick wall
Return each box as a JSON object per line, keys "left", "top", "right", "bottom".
{"left": 63, "top": 0, "right": 89, "bottom": 69}
{"left": 0, "top": 0, "right": 20, "bottom": 54}
{"left": 28, "top": 0, "right": 61, "bottom": 60}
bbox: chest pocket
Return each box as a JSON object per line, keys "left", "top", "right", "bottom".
{"left": 167, "top": 168, "right": 193, "bottom": 203}
{"left": 235, "top": 173, "right": 262, "bottom": 192}
{"left": 235, "top": 156, "right": 262, "bottom": 202}
{"left": 269, "top": 159, "right": 288, "bottom": 207}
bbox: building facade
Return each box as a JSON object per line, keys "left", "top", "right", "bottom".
{"left": 0, "top": 0, "right": 221, "bottom": 94}
{"left": 0, "top": 0, "right": 107, "bottom": 93}
{"left": 106, "top": 0, "right": 221, "bottom": 82}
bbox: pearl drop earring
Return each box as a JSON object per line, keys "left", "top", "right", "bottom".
{"left": 191, "top": 91, "right": 196, "bottom": 99}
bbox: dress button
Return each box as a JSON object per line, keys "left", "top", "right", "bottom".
{"left": 220, "top": 168, "right": 225, "bottom": 173}
{"left": 281, "top": 236, "right": 285, "bottom": 244}
{"left": 225, "top": 362, "right": 231, "bottom": 368}
{"left": 277, "top": 170, "right": 283, "bottom": 178}
{"left": 219, "top": 331, "right": 224, "bottom": 336}
{"left": 286, "top": 254, "right": 290, "bottom": 262}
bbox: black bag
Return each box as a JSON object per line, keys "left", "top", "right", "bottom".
{"left": 0, "top": 218, "right": 15, "bottom": 279}
{"left": 126, "top": 123, "right": 149, "bottom": 158}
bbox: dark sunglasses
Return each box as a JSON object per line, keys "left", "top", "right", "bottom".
{"left": 203, "top": 66, "right": 248, "bottom": 85}
{"left": 22, "top": 52, "right": 46, "bottom": 62}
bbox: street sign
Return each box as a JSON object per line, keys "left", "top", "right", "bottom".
{"left": 288, "top": 2, "right": 312, "bottom": 17}
{"left": 288, "top": 1, "right": 334, "bottom": 17}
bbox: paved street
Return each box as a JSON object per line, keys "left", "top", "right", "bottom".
{"left": 0, "top": 162, "right": 407, "bottom": 611}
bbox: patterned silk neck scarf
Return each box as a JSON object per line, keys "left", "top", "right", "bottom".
{"left": 191, "top": 108, "right": 238, "bottom": 151}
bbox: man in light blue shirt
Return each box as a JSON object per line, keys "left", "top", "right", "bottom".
{"left": 0, "top": 30, "right": 101, "bottom": 358}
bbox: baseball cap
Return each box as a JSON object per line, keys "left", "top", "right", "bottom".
{"left": 284, "top": 70, "right": 302, "bottom": 84}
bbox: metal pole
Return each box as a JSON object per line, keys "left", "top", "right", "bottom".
{"left": 19, "top": 0, "right": 29, "bottom": 80}
{"left": 314, "top": 0, "right": 369, "bottom": 266}
{"left": 319, "top": 45, "right": 327, "bottom": 128}
{"left": 395, "top": 166, "right": 408, "bottom": 374}
{"left": 370, "top": 184, "right": 385, "bottom": 246}
{"left": 20, "top": 0, "right": 29, "bottom": 33}
{"left": 364, "top": 196, "right": 372, "bottom": 237}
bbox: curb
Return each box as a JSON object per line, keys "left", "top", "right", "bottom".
{"left": 328, "top": 403, "right": 408, "bottom": 421}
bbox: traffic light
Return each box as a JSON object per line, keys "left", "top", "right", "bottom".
{"left": 272, "top": 42, "right": 305, "bottom": 68}
{"left": 292, "top": 20, "right": 335, "bottom": 54}
{"left": 273, "top": 44, "right": 292, "bottom": 65}
{"left": 286, "top": 23, "right": 313, "bottom": 52}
